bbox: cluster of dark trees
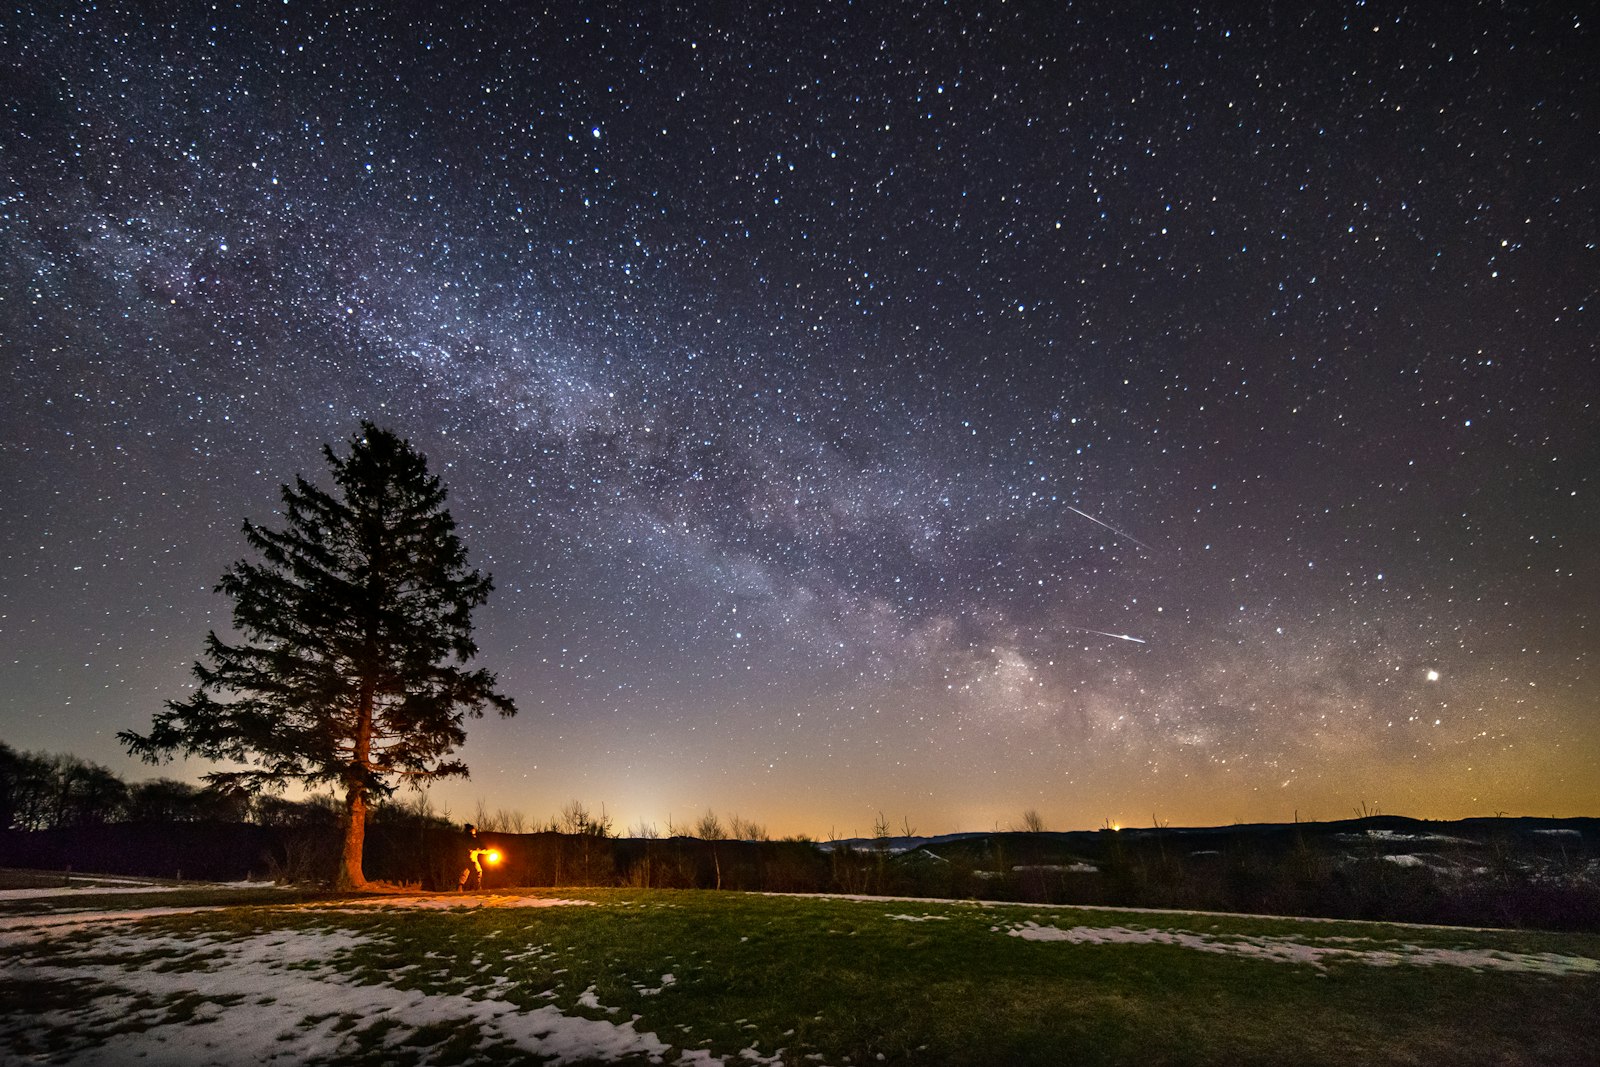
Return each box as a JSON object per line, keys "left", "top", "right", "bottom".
{"left": 0, "top": 742, "right": 254, "bottom": 831}
{"left": 0, "top": 740, "right": 349, "bottom": 881}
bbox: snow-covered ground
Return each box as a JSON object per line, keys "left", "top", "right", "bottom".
{"left": 768, "top": 890, "right": 1528, "bottom": 932}
{"left": 1334, "top": 829, "right": 1471, "bottom": 844}
{"left": 2, "top": 920, "right": 692, "bottom": 1065}
{"left": 3, "top": 885, "right": 1595, "bottom": 1065}
{"left": 1001, "top": 921, "right": 1600, "bottom": 976}
{"left": 0, "top": 880, "right": 278, "bottom": 902}
{"left": 0, "top": 894, "right": 771, "bottom": 1066}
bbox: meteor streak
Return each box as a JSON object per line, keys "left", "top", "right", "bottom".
{"left": 1067, "top": 506, "right": 1153, "bottom": 552}
{"left": 1072, "top": 628, "right": 1148, "bottom": 645}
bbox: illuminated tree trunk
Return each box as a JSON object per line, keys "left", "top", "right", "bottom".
{"left": 339, "top": 787, "right": 368, "bottom": 890}
{"left": 337, "top": 683, "right": 375, "bottom": 891}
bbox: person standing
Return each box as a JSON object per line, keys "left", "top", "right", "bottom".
{"left": 459, "top": 823, "right": 483, "bottom": 891}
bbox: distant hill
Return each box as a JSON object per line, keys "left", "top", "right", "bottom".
{"left": 820, "top": 814, "right": 1599, "bottom": 859}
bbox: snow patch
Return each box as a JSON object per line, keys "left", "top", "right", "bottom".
{"left": 0, "top": 879, "right": 284, "bottom": 900}
{"left": 1, "top": 922, "right": 695, "bottom": 1065}
{"left": 635, "top": 973, "right": 677, "bottom": 996}
{"left": 0, "top": 885, "right": 203, "bottom": 900}
{"left": 1336, "top": 829, "right": 1468, "bottom": 844}
{"left": 1003, "top": 922, "right": 1600, "bottom": 976}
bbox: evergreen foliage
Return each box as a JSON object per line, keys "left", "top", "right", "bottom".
{"left": 119, "top": 423, "right": 515, "bottom": 888}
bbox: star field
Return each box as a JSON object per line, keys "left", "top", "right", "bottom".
{"left": 1, "top": 1, "right": 1595, "bottom": 835}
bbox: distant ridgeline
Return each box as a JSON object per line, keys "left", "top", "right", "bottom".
{"left": 2, "top": 808, "right": 1597, "bottom": 932}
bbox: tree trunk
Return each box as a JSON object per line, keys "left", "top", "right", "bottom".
{"left": 338, "top": 786, "right": 368, "bottom": 890}
{"left": 338, "top": 677, "right": 376, "bottom": 891}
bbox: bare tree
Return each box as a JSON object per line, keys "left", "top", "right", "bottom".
{"left": 695, "top": 809, "right": 725, "bottom": 889}
{"left": 556, "top": 799, "right": 612, "bottom": 837}
{"left": 1016, "top": 809, "right": 1046, "bottom": 833}
{"left": 557, "top": 800, "right": 590, "bottom": 835}
{"left": 727, "top": 813, "right": 769, "bottom": 841}
{"left": 694, "top": 809, "right": 725, "bottom": 840}
{"left": 474, "top": 799, "right": 497, "bottom": 831}
{"left": 871, "top": 811, "right": 893, "bottom": 892}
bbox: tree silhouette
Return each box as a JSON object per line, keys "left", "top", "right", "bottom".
{"left": 121, "top": 423, "right": 515, "bottom": 889}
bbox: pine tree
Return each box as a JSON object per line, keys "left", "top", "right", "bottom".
{"left": 121, "top": 423, "right": 516, "bottom": 889}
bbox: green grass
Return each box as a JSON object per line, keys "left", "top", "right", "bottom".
{"left": 2, "top": 886, "right": 1596, "bottom": 1065}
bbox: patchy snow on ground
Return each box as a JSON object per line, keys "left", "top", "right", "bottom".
{"left": 0, "top": 905, "right": 241, "bottom": 938}
{"left": 1335, "top": 829, "right": 1469, "bottom": 844}
{"left": 3, "top": 926, "right": 678, "bottom": 1065}
{"left": 0, "top": 878, "right": 283, "bottom": 900}
{"left": 0, "top": 878, "right": 279, "bottom": 900}
{"left": 0, "top": 884, "right": 200, "bottom": 900}
{"left": 0, "top": 898, "right": 752, "bottom": 1066}
{"left": 634, "top": 973, "right": 678, "bottom": 996}
{"left": 768, "top": 890, "right": 1525, "bottom": 932}
{"left": 1383, "top": 854, "right": 1427, "bottom": 867}
{"left": 6, "top": 887, "right": 1593, "bottom": 1065}
{"left": 1002, "top": 922, "right": 1600, "bottom": 977}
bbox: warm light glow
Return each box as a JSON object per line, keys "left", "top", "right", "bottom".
{"left": 485, "top": 849, "right": 502, "bottom": 865}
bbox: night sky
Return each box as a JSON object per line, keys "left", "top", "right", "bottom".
{"left": 3, "top": 2, "right": 1596, "bottom": 837}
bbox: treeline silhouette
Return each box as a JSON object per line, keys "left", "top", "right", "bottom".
{"left": 3, "top": 742, "right": 1596, "bottom": 931}
{"left": 0, "top": 743, "right": 250, "bottom": 830}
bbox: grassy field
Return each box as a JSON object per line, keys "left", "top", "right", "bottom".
{"left": 2, "top": 878, "right": 1596, "bottom": 1065}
